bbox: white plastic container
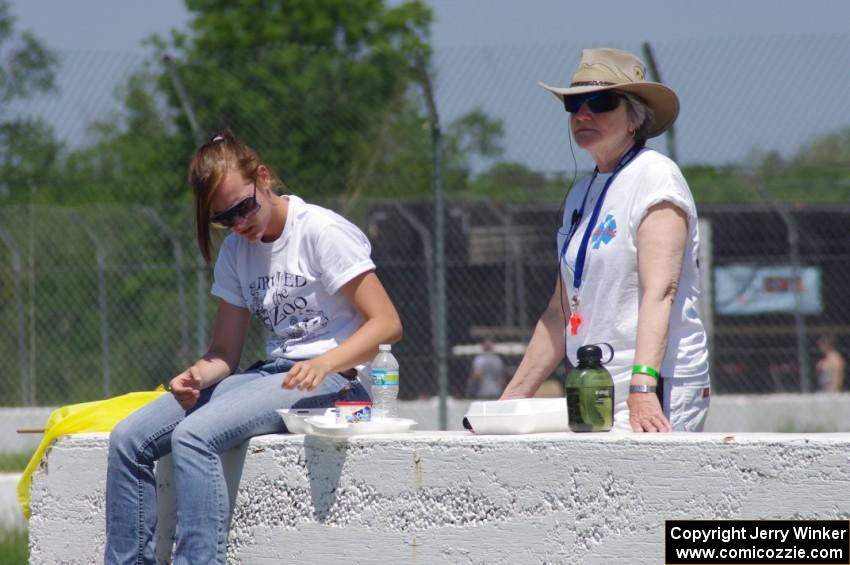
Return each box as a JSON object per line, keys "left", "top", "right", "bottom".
{"left": 277, "top": 408, "right": 417, "bottom": 436}
{"left": 305, "top": 416, "right": 417, "bottom": 438}
{"left": 335, "top": 400, "right": 372, "bottom": 423}
{"left": 462, "top": 398, "right": 569, "bottom": 434}
{"left": 276, "top": 407, "right": 337, "bottom": 434}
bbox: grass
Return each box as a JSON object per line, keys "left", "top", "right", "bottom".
{"left": 0, "top": 527, "right": 27, "bottom": 565}
{"left": 0, "top": 453, "right": 32, "bottom": 474}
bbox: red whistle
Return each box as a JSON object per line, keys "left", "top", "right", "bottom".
{"left": 569, "top": 312, "right": 582, "bottom": 336}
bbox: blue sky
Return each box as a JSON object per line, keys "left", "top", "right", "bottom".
{"left": 8, "top": 1, "right": 850, "bottom": 170}
{"left": 10, "top": 1, "right": 850, "bottom": 51}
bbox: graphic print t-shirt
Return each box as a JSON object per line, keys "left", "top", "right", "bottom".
{"left": 556, "top": 150, "right": 709, "bottom": 385}
{"left": 212, "top": 195, "right": 375, "bottom": 360}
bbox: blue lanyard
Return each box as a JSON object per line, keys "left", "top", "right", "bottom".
{"left": 560, "top": 142, "right": 646, "bottom": 290}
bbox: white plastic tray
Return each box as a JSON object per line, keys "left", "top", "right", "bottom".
{"left": 304, "top": 414, "right": 417, "bottom": 437}
{"left": 276, "top": 407, "right": 337, "bottom": 434}
{"left": 463, "top": 398, "right": 568, "bottom": 434}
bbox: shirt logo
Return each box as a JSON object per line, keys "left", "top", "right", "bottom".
{"left": 591, "top": 214, "right": 617, "bottom": 249}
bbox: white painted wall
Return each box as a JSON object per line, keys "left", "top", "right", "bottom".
{"left": 28, "top": 431, "right": 850, "bottom": 564}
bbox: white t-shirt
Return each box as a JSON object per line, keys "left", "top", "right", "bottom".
{"left": 472, "top": 352, "right": 506, "bottom": 398}
{"left": 212, "top": 195, "right": 376, "bottom": 361}
{"left": 557, "top": 150, "right": 709, "bottom": 386}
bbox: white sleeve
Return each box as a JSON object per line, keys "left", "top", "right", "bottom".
{"left": 314, "top": 220, "right": 376, "bottom": 295}
{"left": 211, "top": 237, "right": 247, "bottom": 308}
{"left": 630, "top": 159, "right": 697, "bottom": 234}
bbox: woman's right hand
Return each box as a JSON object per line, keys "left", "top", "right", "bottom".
{"left": 169, "top": 367, "right": 202, "bottom": 411}
{"left": 627, "top": 389, "right": 672, "bottom": 432}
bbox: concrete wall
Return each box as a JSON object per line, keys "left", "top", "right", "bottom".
{"left": 398, "top": 393, "right": 850, "bottom": 433}
{"left": 7, "top": 393, "right": 850, "bottom": 539}
{"left": 3, "top": 393, "right": 850, "bottom": 453}
{"left": 29, "top": 431, "right": 850, "bottom": 564}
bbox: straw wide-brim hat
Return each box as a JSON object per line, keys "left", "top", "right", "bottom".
{"left": 539, "top": 47, "right": 679, "bottom": 138}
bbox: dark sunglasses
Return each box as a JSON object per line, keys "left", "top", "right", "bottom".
{"left": 563, "top": 91, "right": 622, "bottom": 114}
{"left": 210, "top": 183, "right": 260, "bottom": 228}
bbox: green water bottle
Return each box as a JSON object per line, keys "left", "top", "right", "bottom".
{"left": 565, "top": 344, "right": 614, "bottom": 432}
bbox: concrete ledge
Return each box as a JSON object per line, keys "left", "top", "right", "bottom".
{"left": 4, "top": 392, "right": 850, "bottom": 453}
{"left": 28, "top": 431, "right": 850, "bottom": 564}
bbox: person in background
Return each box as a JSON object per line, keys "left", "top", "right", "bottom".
{"left": 816, "top": 334, "right": 845, "bottom": 392}
{"left": 466, "top": 337, "right": 506, "bottom": 399}
{"left": 501, "top": 48, "right": 710, "bottom": 432}
{"left": 104, "top": 130, "right": 402, "bottom": 564}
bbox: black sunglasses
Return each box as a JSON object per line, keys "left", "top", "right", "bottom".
{"left": 210, "top": 183, "right": 260, "bottom": 228}
{"left": 563, "top": 91, "right": 622, "bottom": 114}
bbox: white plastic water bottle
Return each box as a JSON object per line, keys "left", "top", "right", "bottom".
{"left": 370, "top": 344, "right": 399, "bottom": 419}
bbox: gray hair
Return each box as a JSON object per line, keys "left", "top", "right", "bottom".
{"left": 619, "top": 92, "right": 655, "bottom": 142}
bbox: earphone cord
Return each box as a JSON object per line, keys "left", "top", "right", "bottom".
{"left": 557, "top": 133, "right": 579, "bottom": 372}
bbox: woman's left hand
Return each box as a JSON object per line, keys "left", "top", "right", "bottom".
{"left": 627, "top": 392, "right": 672, "bottom": 432}
{"left": 282, "top": 359, "right": 332, "bottom": 391}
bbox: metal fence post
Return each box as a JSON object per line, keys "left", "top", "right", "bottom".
{"left": 783, "top": 208, "right": 810, "bottom": 393}
{"left": 163, "top": 54, "right": 205, "bottom": 146}
{"left": 416, "top": 51, "right": 449, "bottom": 429}
{"left": 642, "top": 42, "right": 678, "bottom": 163}
{"left": 753, "top": 179, "right": 810, "bottom": 392}
{"left": 483, "top": 201, "right": 525, "bottom": 329}
{"left": 0, "top": 226, "right": 30, "bottom": 405}
{"left": 68, "top": 210, "right": 111, "bottom": 398}
{"left": 28, "top": 189, "right": 38, "bottom": 404}
{"left": 143, "top": 208, "right": 190, "bottom": 365}
{"left": 392, "top": 202, "right": 438, "bottom": 393}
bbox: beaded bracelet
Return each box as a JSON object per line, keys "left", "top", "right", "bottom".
{"left": 631, "top": 364, "right": 660, "bottom": 380}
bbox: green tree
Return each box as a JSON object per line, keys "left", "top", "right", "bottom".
{"left": 56, "top": 70, "right": 192, "bottom": 205}
{"left": 153, "top": 0, "right": 433, "bottom": 200}
{"left": 364, "top": 106, "right": 509, "bottom": 202}
{"left": 52, "top": 0, "right": 434, "bottom": 209}
{"left": 19, "top": 1, "right": 442, "bottom": 403}
{"left": 0, "top": 0, "right": 60, "bottom": 204}
{"left": 0, "top": 0, "right": 61, "bottom": 405}
{"left": 792, "top": 128, "right": 850, "bottom": 167}
{"left": 444, "top": 108, "right": 505, "bottom": 192}
{"left": 0, "top": 1, "right": 55, "bottom": 103}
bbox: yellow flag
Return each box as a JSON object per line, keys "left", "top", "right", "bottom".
{"left": 17, "top": 388, "right": 166, "bottom": 518}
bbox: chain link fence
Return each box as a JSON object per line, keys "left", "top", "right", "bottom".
{"left": 3, "top": 34, "right": 850, "bottom": 406}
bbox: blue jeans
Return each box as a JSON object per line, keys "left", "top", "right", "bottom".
{"left": 104, "top": 359, "right": 370, "bottom": 565}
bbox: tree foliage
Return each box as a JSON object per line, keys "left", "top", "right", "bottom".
{"left": 685, "top": 128, "right": 850, "bottom": 205}
{"left": 0, "top": 0, "right": 60, "bottom": 203}
{"left": 0, "top": 1, "right": 56, "bottom": 103}
{"left": 43, "top": 0, "right": 437, "bottom": 209}
{"left": 158, "top": 0, "right": 433, "bottom": 199}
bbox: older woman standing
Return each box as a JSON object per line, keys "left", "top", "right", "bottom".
{"left": 501, "top": 48, "right": 710, "bottom": 432}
